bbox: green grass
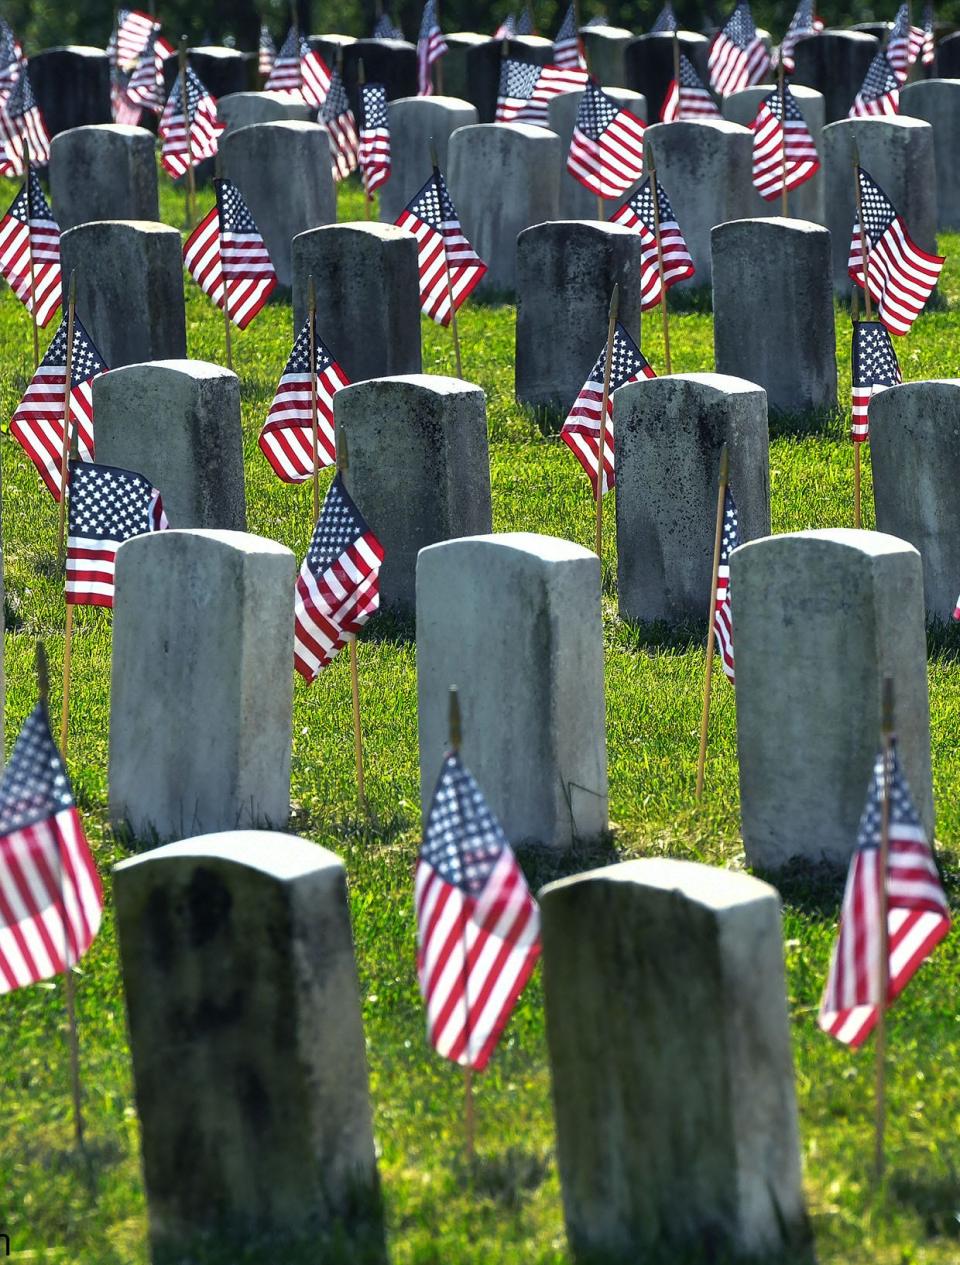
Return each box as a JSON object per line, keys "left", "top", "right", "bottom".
{"left": 1, "top": 170, "right": 959, "bottom": 1264}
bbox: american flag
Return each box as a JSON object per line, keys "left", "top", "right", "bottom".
{"left": 553, "top": 4, "right": 586, "bottom": 69}
{"left": 10, "top": 314, "right": 105, "bottom": 500}
{"left": 848, "top": 51, "right": 900, "bottom": 117}
{"left": 922, "top": 4, "right": 936, "bottom": 66}
{"left": 661, "top": 53, "right": 721, "bottom": 122}
{"left": 415, "top": 751, "right": 540, "bottom": 1071}
{"left": 848, "top": 168, "right": 945, "bottom": 336}
{"left": 818, "top": 742, "right": 950, "bottom": 1048}
{"left": 183, "top": 178, "right": 278, "bottom": 329}
{"left": 651, "top": 2, "right": 679, "bottom": 33}
{"left": 126, "top": 30, "right": 173, "bottom": 115}
{"left": 111, "top": 66, "right": 141, "bottom": 126}
{"left": 495, "top": 58, "right": 588, "bottom": 126}
{"left": 517, "top": 8, "right": 535, "bottom": 35}
{"left": 708, "top": 2, "right": 771, "bottom": 97}
{"left": 359, "top": 83, "right": 391, "bottom": 194}
{"left": 494, "top": 13, "right": 517, "bottom": 38}
{"left": 953, "top": 590, "right": 960, "bottom": 621}
{"left": 258, "top": 316, "right": 349, "bottom": 482}
{"left": 0, "top": 69, "right": 51, "bottom": 176}
{"left": 258, "top": 24, "right": 277, "bottom": 76}
{"left": 159, "top": 66, "right": 224, "bottom": 178}
{"left": 320, "top": 69, "right": 359, "bottom": 182}
{"left": 0, "top": 16, "right": 23, "bottom": 94}
{"left": 374, "top": 12, "right": 404, "bottom": 39}
{"left": 113, "top": 8, "right": 158, "bottom": 70}
{"left": 560, "top": 322, "right": 655, "bottom": 496}
{"left": 611, "top": 175, "right": 694, "bottom": 308}
{"left": 294, "top": 474, "right": 384, "bottom": 682}
{"left": 0, "top": 169, "right": 62, "bottom": 327}
{"left": 713, "top": 486, "right": 738, "bottom": 683}
{"left": 778, "top": 0, "right": 822, "bottom": 73}
{"left": 568, "top": 81, "right": 646, "bottom": 200}
{"left": 66, "top": 460, "right": 168, "bottom": 607}
{"left": 0, "top": 703, "right": 103, "bottom": 996}
{"left": 751, "top": 84, "right": 819, "bottom": 201}
{"left": 396, "top": 167, "right": 487, "bottom": 326}
{"left": 888, "top": 3, "right": 925, "bottom": 82}
{"left": 851, "top": 321, "right": 901, "bottom": 442}
{"left": 417, "top": 0, "right": 448, "bottom": 95}
{"left": 264, "top": 30, "right": 332, "bottom": 108}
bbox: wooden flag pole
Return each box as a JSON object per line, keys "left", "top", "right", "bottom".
{"left": 852, "top": 143, "right": 871, "bottom": 530}
{"left": 434, "top": 0, "right": 444, "bottom": 94}
{"left": 595, "top": 282, "right": 619, "bottom": 561}
{"left": 56, "top": 271, "right": 77, "bottom": 560}
{"left": 308, "top": 274, "right": 321, "bottom": 521}
{"left": 179, "top": 39, "right": 196, "bottom": 229}
{"left": 672, "top": 30, "right": 681, "bottom": 114}
{"left": 23, "top": 134, "right": 39, "bottom": 367}
{"left": 875, "top": 674, "right": 894, "bottom": 1178}
{"left": 778, "top": 58, "right": 789, "bottom": 218}
{"left": 646, "top": 146, "right": 672, "bottom": 374}
{"left": 448, "top": 684, "right": 476, "bottom": 1165}
{"left": 61, "top": 605, "right": 74, "bottom": 758}
{"left": 430, "top": 139, "right": 463, "bottom": 378}
{"left": 337, "top": 432, "right": 368, "bottom": 814}
{"left": 695, "top": 444, "right": 729, "bottom": 801}
{"left": 359, "top": 59, "right": 371, "bottom": 220}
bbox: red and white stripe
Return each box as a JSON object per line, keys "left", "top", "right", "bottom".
{"left": 560, "top": 360, "right": 655, "bottom": 497}
{"left": 159, "top": 100, "right": 224, "bottom": 178}
{"left": 294, "top": 535, "right": 384, "bottom": 681}
{"left": 115, "top": 10, "right": 158, "bottom": 68}
{"left": 568, "top": 105, "right": 646, "bottom": 200}
{"left": 259, "top": 368, "right": 349, "bottom": 484}
{"left": 0, "top": 198, "right": 61, "bottom": 327}
{"left": 183, "top": 205, "right": 277, "bottom": 330}
{"left": 66, "top": 494, "right": 165, "bottom": 608}
{"left": 660, "top": 80, "right": 721, "bottom": 122}
{"left": 10, "top": 373, "right": 98, "bottom": 501}
{"left": 709, "top": 32, "right": 770, "bottom": 97}
{"left": 751, "top": 98, "right": 819, "bottom": 201}
{"left": 496, "top": 63, "right": 588, "bottom": 126}
{"left": 395, "top": 210, "right": 487, "bottom": 327}
{"left": 849, "top": 87, "right": 899, "bottom": 118}
{"left": 301, "top": 48, "right": 333, "bottom": 107}
{"left": 418, "top": 30, "right": 448, "bottom": 95}
{"left": 848, "top": 221, "right": 944, "bottom": 336}
{"left": 610, "top": 207, "right": 694, "bottom": 309}
{"left": 359, "top": 128, "right": 390, "bottom": 194}
{"left": 714, "top": 560, "right": 735, "bottom": 682}
{"left": 327, "top": 111, "right": 360, "bottom": 181}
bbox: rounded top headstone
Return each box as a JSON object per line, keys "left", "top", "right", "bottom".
{"left": 824, "top": 114, "right": 932, "bottom": 136}
{"left": 53, "top": 122, "right": 153, "bottom": 142}
{"left": 298, "top": 221, "right": 416, "bottom": 246}
{"left": 229, "top": 119, "right": 329, "bottom": 140}
{"left": 105, "top": 358, "right": 238, "bottom": 384}
{"left": 539, "top": 857, "right": 780, "bottom": 911}
{"left": 583, "top": 24, "right": 633, "bottom": 37}
{"left": 813, "top": 28, "right": 879, "bottom": 44}
{"left": 519, "top": 218, "right": 639, "bottom": 243}
{"left": 33, "top": 45, "right": 106, "bottom": 57}
{"left": 734, "top": 526, "right": 920, "bottom": 562}
{"left": 421, "top": 532, "right": 598, "bottom": 568}
{"left": 189, "top": 45, "right": 242, "bottom": 60}
{"left": 713, "top": 215, "right": 830, "bottom": 239}
{"left": 114, "top": 830, "right": 343, "bottom": 882}
{"left": 61, "top": 218, "right": 180, "bottom": 237}
{"left": 390, "top": 94, "right": 475, "bottom": 111}
{"left": 455, "top": 120, "right": 560, "bottom": 142}
{"left": 119, "top": 528, "right": 294, "bottom": 566}
{"left": 338, "top": 373, "right": 483, "bottom": 400}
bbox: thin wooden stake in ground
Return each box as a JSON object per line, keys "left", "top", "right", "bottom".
{"left": 646, "top": 145, "right": 672, "bottom": 374}
{"left": 779, "top": 58, "right": 789, "bottom": 218}
{"left": 308, "top": 273, "right": 321, "bottom": 520}
{"left": 23, "top": 133, "right": 39, "bottom": 367}
{"left": 672, "top": 30, "right": 681, "bottom": 108}
{"left": 56, "top": 270, "right": 77, "bottom": 560}
{"left": 448, "top": 684, "right": 476, "bottom": 1165}
{"left": 337, "top": 431, "right": 368, "bottom": 814}
{"left": 60, "top": 605, "right": 74, "bottom": 758}
{"left": 430, "top": 139, "right": 463, "bottom": 378}
{"left": 852, "top": 142, "right": 872, "bottom": 529}
{"left": 875, "top": 674, "right": 894, "bottom": 1179}
{"left": 695, "top": 444, "right": 729, "bottom": 801}
{"left": 596, "top": 282, "right": 619, "bottom": 561}
{"left": 179, "top": 39, "right": 196, "bottom": 228}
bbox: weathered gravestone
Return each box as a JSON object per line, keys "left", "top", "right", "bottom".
{"left": 515, "top": 220, "right": 642, "bottom": 413}
{"left": 901, "top": 79, "right": 960, "bottom": 230}
{"left": 939, "top": 31, "right": 960, "bottom": 78}
{"left": 539, "top": 858, "right": 809, "bottom": 1265}
{"left": 547, "top": 88, "right": 647, "bottom": 219}
{"left": 614, "top": 374, "right": 770, "bottom": 624}
{"left": 342, "top": 39, "right": 418, "bottom": 113}
{"left": 624, "top": 31, "right": 711, "bottom": 121}
{"left": 217, "top": 90, "right": 312, "bottom": 132}
{"left": 463, "top": 35, "right": 555, "bottom": 122}
{"left": 94, "top": 362, "right": 245, "bottom": 530}
{"left": 29, "top": 47, "right": 110, "bottom": 138}
{"left": 447, "top": 122, "right": 561, "bottom": 294}
{"left": 581, "top": 25, "right": 634, "bottom": 87}
{"left": 308, "top": 34, "right": 356, "bottom": 70}
{"left": 732, "top": 529, "right": 933, "bottom": 869}
{"left": 791, "top": 29, "right": 879, "bottom": 123}
{"left": 292, "top": 223, "right": 421, "bottom": 381}
{"left": 721, "top": 84, "right": 825, "bottom": 224}
{"left": 713, "top": 218, "right": 837, "bottom": 412}
{"left": 442, "top": 33, "right": 488, "bottom": 105}
{"left": 114, "top": 831, "right": 383, "bottom": 1265}
{"left": 222, "top": 121, "right": 336, "bottom": 287}
{"left": 60, "top": 220, "right": 186, "bottom": 367}
{"left": 188, "top": 47, "right": 248, "bottom": 99}
{"left": 109, "top": 531, "right": 294, "bottom": 843}
{"left": 378, "top": 96, "right": 478, "bottom": 223}
{"left": 417, "top": 533, "right": 607, "bottom": 849}
{"left": 49, "top": 124, "right": 159, "bottom": 230}
{"left": 335, "top": 375, "right": 492, "bottom": 616}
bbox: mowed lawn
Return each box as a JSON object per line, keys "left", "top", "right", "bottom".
{"left": 0, "top": 171, "right": 958, "bottom": 1265}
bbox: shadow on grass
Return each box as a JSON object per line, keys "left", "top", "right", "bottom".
{"left": 454, "top": 1146, "right": 552, "bottom": 1210}
{"left": 664, "top": 285, "right": 713, "bottom": 315}
{"left": 614, "top": 614, "right": 705, "bottom": 656}
{"left": 751, "top": 856, "right": 847, "bottom": 917}
{"left": 889, "top": 1167, "right": 960, "bottom": 1239}
{"left": 515, "top": 832, "right": 620, "bottom": 892}
{"left": 768, "top": 406, "right": 847, "bottom": 441}
{"left": 362, "top": 609, "right": 415, "bottom": 647}
{"left": 927, "top": 615, "right": 960, "bottom": 662}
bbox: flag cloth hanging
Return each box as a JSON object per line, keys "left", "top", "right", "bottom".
{"left": 848, "top": 51, "right": 900, "bottom": 117}
{"left": 818, "top": 742, "right": 950, "bottom": 1048}
{"left": 495, "top": 58, "right": 588, "bottom": 126}
{"left": 751, "top": 84, "right": 819, "bottom": 201}
{"left": 851, "top": 321, "right": 902, "bottom": 442}
{"left": 113, "top": 9, "right": 158, "bottom": 69}
{"left": 183, "top": 178, "right": 277, "bottom": 328}
{"left": 264, "top": 30, "right": 331, "bottom": 107}
{"left": 0, "top": 169, "right": 62, "bottom": 327}
{"left": 611, "top": 175, "right": 695, "bottom": 307}
{"left": 395, "top": 167, "right": 487, "bottom": 325}
{"left": 568, "top": 81, "right": 646, "bottom": 199}
{"left": 651, "top": 2, "right": 679, "bottom": 33}
{"left": 848, "top": 167, "right": 945, "bottom": 335}
{"left": 374, "top": 12, "right": 404, "bottom": 39}
{"left": 65, "top": 460, "right": 168, "bottom": 607}
{"left": 553, "top": 4, "right": 586, "bottom": 69}
{"left": 111, "top": 66, "right": 141, "bottom": 126}
{"left": 0, "top": 16, "right": 24, "bottom": 94}
{"left": 320, "top": 69, "right": 359, "bottom": 182}
{"left": 258, "top": 317, "right": 349, "bottom": 482}
{"left": 922, "top": 5, "right": 936, "bottom": 65}
{"left": 294, "top": 474, "right": 384, "bottom": 682}
{"left": 517, "top": 8, "right": 535, "bottom": 35}
{"left": 126, "top": 30, "right": 173, "bottom": 115}
{"left": 359, "top": 83, "right": 391, "bottom": 194}
{"left": 713, "top": 486, "right": 739, "bottom": 683}
{"left": 661, "top": 54, "right": 721, "bottom": 122}
{"left": 0, "top": 69, "right": 51, "bottom": 175}
{"left": 10, "top": 315, "right": 106, "bottom": 500}
{"left": 778, "top": 0, "right": 822, "bottom": 72}
{"left": 888, "top": 3, "right": 925, "bottom": 81}
{"left": 708, "top": 2, "right": 771, "bottom": 97}
{"left": 258, "top": 24, "right": 277, "bottom": 76}
{"left": 417, "top": 0, "right": 448, "bottom": 95}
{"left": 0, "top": 703, "right": 103, "bottom": 995}
{"left": 560, "top": 322, "right": 655, "bottom": 495}
{"left": 159, "top": 66, "right": 224, "bottom": 177}
{"left": 416, "top": 750, "right": 540, "bottom": 1072}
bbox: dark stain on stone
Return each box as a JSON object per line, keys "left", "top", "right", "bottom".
{"left": 187, "top": 867, "right": 233, "bottom": 947}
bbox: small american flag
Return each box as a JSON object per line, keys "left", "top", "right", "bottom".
{"left": 359, "top": 84, "right": 391, "bottom": 194}
{"left": 0, "top": 69, "right": 51, "bottom": 175}
{"left": 568, "top": 80, "right": 646, "bottom": 200}
{"left": 396, "top": 167, "right": 487, "bottom": 326}
{"left": 294, "top": 474, "right": 384, "bottom": 682}
{"left": 848, "top": 168, "right": 945, "bottom": 336}
{"left": 374, "top": 12, "right": 404, "bottom": 39}
{"left": 818, "top": 742, "right": 950, "bottom": 1048}
{"left": 708, "top": 2, "right": 771, "bottom": 97}
{"left": 494, "top": 13, "right": 517, "bottom": 38}
{"left": 714, "top": 486, "right": 738, "bottom": 683}
{"left": 66, "top": 460, "right": 167, "bottom": 607}
{"left": 263, "top": 27, "right": 300, "bottom": 92}
{"left": 258, "top": 316, "right": 349, "bottom": 482}
{"left": 417, "top": 0, "right": 448, "bottom": 95}
{"left": 159, "top": 66, "right": 224, "bottom": 178}
{"left": 611, "top": 175, "right": 695, "bottom": 308}
{"left": 111, "top": 66, "right": 141, "bottom": 126}
{"left": 751, "top": 84, "right": 819, "bottom": 201}
{"left": 851, "top": 321, "right": 901, "bottom": 442}
{"left": 183, "top": 178, "right": 277, "bottom": 329}
{"left": 0, "top": 703, "right": 103, "bottom": 995}
{"left": 10, "top": 314, "right": 106, "bottom": 500}
{"left": 553, "top": 4, "right": 586, "bottom": 70}
{"left": 0, "top": 16, "right": 24, "bottom": 94}
{"left": 660, "top": 53, "right": 721, "bottom": 122}
{"left": 778, "top": 0, "right": 822, "bottom": 73}
{"left": 126, "top": 30, "right": 173, "bottom": 115}
{"left": 888, "top": 2, "right": 925, "bottom": 81}
{"left": 922, "top": 5, "right": 936, "bottom": 66}
{"left": 0, "top": 169, "right": 62, "bottom": 327}
{"left": 517, "top": 8, "right": 535, "bottom": 35}
{"left": 651, "top": 2, "right": 679, "bottom": 33}
{"left": 113, "top": 8, "right": 158, "bottom": 70}
{"left": 416, "top": 750, "right": 540, "bottom": 1071}
{"left": 560, "top": 322, "right": 655, "bottom": 496}
{"left": 258, "top": 24, "right": 276, "bottom": 76}
{"left": 265, "top": 30, "right": 332, "bottom": 107}
{"left": 495, "top": 58, "right": 588, "bottom": 126}
{"left": 848, "top": 51, "right": 900, "bottom": 117}
{"left": 320, "top": 69, "right": 359, "bottom": 182}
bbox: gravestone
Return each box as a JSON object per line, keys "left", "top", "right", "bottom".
{"left": 94, "top": 362, "right": 245, "bottom": 530}
{"left": 442, "top": 33, "right": 488, "bottom": 105}
{"left": 335, "top": 376, "right": 492, "bottom": 616}
{"left": 939, "top": 31, "right": 960, "bottom": 78}
{"left": 292, "top": 223, "right": 421, "bottom": 381}
{"left": 222, "top": 121, "right": 336, "bottom": 288}
{"left": 581, "top": 25, "right": 633, "bottom": 88}
{"left": 901, "top": 79, "right": 960, "bottom": 230}
{"left": 342, "top": 39, "right": 418, "bottom": 113}
{"left": 870, "top": 381, "right": 960, "bottom": 622}
{"left": 49, "top": 124, "right": 159, "bottom": 230}
{"left": 28, "top": 47, "right": 111, "bottom": 138}
{"left": 614, "top": 373, "right": 770, "bottom": 624}
{"left": 217, "top": 91, "right": 312, "bottom": 132}
{"left": 60, "top": 220, "right": 186, "bottom": 367}
{"left": 732, "top": 529, "right": 933, "bottom": 869}
{"left": 624, "top": 31, "right": 711, "bottom": 121}
{"left": 643, "top": 120, "right": 755, "bottom": 286}
{"left": 721, "top": 84, "right": 825, "bottom": 224}
{"left": 791, "top": 29, "right": 879, "bottom": 123}
{"left": 540, "top": 858, "right": 809, "bottom": 1264}
{"left": 713, "top": 219, "right": 837, "bottom": 412}
{"left": 378, "top": 96, "right": 478, "bottom": 223}
{"left": 547, "top": 88, "right": 647, "bottom": 219}
{"left": 109, "top": 531, "right": 295, "bottom": 843}
{"left": 417, "top": 533, "right": 607, "bottom": 849}
{"left": 189, "top": 47, "right": 248, "bottom": 99}
{"left": 113, "top": 830, "right": 383, "bottom": 1264}
{"left": 515, "top": 220, "right": 643, "bottom": 412}
{"left": 308, "top": 34, "right": 356, "bottom": 69}
{"left": 447, "top": 122, "right": 561, "bottom": 294}
{"left": 463, "top": 35, "right": 554, "bottom": 122}
{"left": 821, "top": 116, "right": 938, "bottom": 292}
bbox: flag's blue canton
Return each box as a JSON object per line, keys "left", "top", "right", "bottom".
{"left": 320, "top": 69, "right": 351, "bottom": 121}
{"left": 408, "top": 169, "right": 458, "bottom": 228}
{"left": 0, "top": 17, "right": 19, "bottom": 70}
{"left": 760, "top": 84, "right": 806, "bottom": 122}
{"left": 555, "top": 5, "right": 579, "bottom": 41}
{"left": 499, "top": 58, "right": 541, "bottom": 101}
{"left": 0, "top": 704, "right": 73, "bottom": 835}
{"left": 575, "top": 81, "right": 620, "bottom": 141}
{"left": 168, "top": 66, "right": 208, "bottom": 122}
{"left": 721, "top": 2, "right": 759, "bottom": 48}
{"left": 421, "top": 753, "right": 507, "bottom": 895}
{"left": 652, "top": 2, "right": 679, "bottom": 32}
{"left": 361, "top": 83, "right": 388, "bottom": 128}
{"left": 5, "top": 67, "right": 38, "bottom": 118}
{"left": 859, "top": 51, "right": 899, "bottom": 102}
{"left": 891, "top": 3, "right": 913, "bottom": 38}
{"left": 286, "top": 317, "right": 333, "bottom": 374}
{"left": 720, "top": 488, "right": 740, "bottom": 564}
{"left": 306, "top": 475, "right": 371, "bottom": 575}
{"left": 5, "top": 182, "right": 28, "bottom": 224}
{"left": 587, "top": 324, "right": 647, "bottom": 387}
{"left": 374, "top": 13, "right": 403, "bottom": 38}
{"left": 853, "top": 322, "right": 900, "bottom": 388}
{"left": 629, "top": 174, "right": 675, "bottom": 226}
{"left": 517, "top": 8, "right": 534, "bottom": 34}
{"left": 215, "top": 178, "right": 260, "bottom": 233}
{"left": 68, "top": 461, "right": 158, "bottom": 542}
{"left": 419, "top": 0, "right": 441, "bottom": 40}
{"left": 857, "top": 168, "right": 898, "bottom": 239}
{"left": 275, "top": 27, "right": 299, "bottom": 61}
{"left": 679, "top": 53, "right": 707, "bottom": 87}
{"left": 857, "top": 743, "right": 923, "bottom": 850}
{"left": 42, "top": 317, "right": 104, "bottom": 385}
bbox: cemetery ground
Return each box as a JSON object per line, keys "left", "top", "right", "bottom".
{"left": 0, "top": 176, "right": 959, "bottom": 1265}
